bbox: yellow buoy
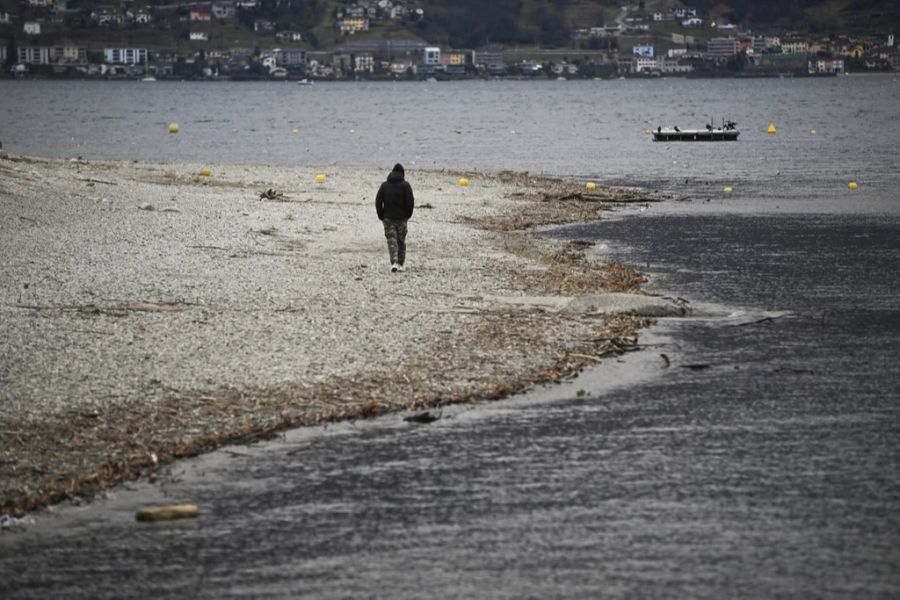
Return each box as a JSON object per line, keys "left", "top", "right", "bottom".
{"left": 724, "top": 186, "right": 733, "bottom": 193}
{"left": 135, "top": 504, "right": 198, "bottom": 522}
{"left": 199, "top": 168, "right": 211, "bottom": 177}
{"left": 168, "top": 123, "right": 180, "bottom": 134}
{"left": 458, "top": 177, "right": 469, "bottom": 187}
{"left": 767, "top": 123, "right": 777, "bottom": 134}
{"left": 349, "top": 128, "right": 356, "bottom": 134}
{"left": 586, "top": 181, "right": 597, "bottom": 190}
{"left": 848, "top": 181, "right": 858, "bottom": 190}
{"left": 292, "top": 128, "right": 299, "bottom": 135}
{"left": 315, "top": 174, "right": 326, "bottom": 184}
{"left": 511, "top": 129, "right": 517, "bottom": 134}
{"left": 810, "top": 129, "right": 817, "bottom": 135}
{"left": 402, "top": 129, "right": 408, "bottom": 135}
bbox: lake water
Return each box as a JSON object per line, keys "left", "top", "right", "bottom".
{"left": 1, "top": 77, "right": 899, "bottom": 598}
{"left": 1, "top": 77, "right": 898, "bottom": 205}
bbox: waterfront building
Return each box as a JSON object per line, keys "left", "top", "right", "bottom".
{"left": 354, "top": 53, "right": 375, "bottom": 73}
{"left": 17, "top": 46, "right": 51, "bottom": 64}
{"left": 423, "top": 47, "right": 440, "bottom": 65}
{"left": 707, "top": 37, "right": 740, "bottom": 57}
{"left": 51, "top": 42, "right": 87, "bottom": 64}
{"left": 809, "top": 58, "right": 845, "bottom": 74}
{"left": 104, "top": 47, "right": 148, "bottom": 65}
{"left": 275, "top": 48, "right": 307, "bottom": 67}
{"left": 475, "top": 50, "right": 506, "bottom": 75}
{"left": 780, "top": 39, "right": 809, "bottom": 55}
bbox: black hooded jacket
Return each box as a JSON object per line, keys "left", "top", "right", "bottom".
{"left": 375, "top": 164, "right": 414, "bottom": 221}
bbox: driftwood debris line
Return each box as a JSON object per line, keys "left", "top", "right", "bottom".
{"left": 10, "top": 301, "right": 194, "bottom": 315}
{"left": 541, "top": 191, "right": 662, "bottom": 204}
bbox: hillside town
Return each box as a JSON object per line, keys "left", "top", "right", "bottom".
{"left": 1, "top": 0, "right": 898, "bottom": 80}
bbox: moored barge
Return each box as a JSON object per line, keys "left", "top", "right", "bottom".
{"left": 653, "top": 121, "right": 739, "bottom": 142}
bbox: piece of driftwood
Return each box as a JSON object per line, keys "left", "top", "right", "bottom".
{"left": 734, "top": 313, "right": 793, "bottom": 327}
{"left": 135, "top": 503, "right": 199, "bottom": 522}
{"left": 78, "top": 177, "right": 117, "bottom": 186}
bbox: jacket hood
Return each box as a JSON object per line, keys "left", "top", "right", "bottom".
{"left": 387, "top": 163, "right": 405, "bottom": 182}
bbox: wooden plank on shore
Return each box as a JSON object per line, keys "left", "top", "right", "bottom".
{"left": 135, "top": 503, "right": 199, "bottom": 522}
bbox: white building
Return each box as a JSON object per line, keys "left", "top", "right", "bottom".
{"left": 104, "top": 47, "right": 148, "bottom": 65}
{"left": 355, "top": 53, "right": 375, "bottom": 73}
{"left": 781, "top": 40, "right": 808, "bottom": 54}
{"left": 190, "top": 32, "right": 209, "bottom": 41}
{"left": 423, "top": 47, "right": 440, "bottom": 65}
{"left": 127, "top": 10, "right": 152, "bottom": 24}
{"left": 0, "top": 12, "right": 12, "bottom": 24}
{"left": 212, "top": 3, "right": 237, "bottom": 19}
{"left": 809, "top": 58, "right": 845, "bottom": 74}
{"left": 673, "top": 7, "right": 697, "bottom": 19}
{"left": 24, "top": 21, "right": 41, "bottom": 35}
{"left": 635, "top": 56, "right": 657, "bottom": 72}
{"left": 18, "top": 46, "right": 51, "bottom": 64}
{"left": 275, "top": 48, "right": 307, "bottom": 66}
{"left": 275, "top": 31, "right": 303, "bottom": 42}
{"left": 633, "top": 44, "right": 654, "bottom": 58}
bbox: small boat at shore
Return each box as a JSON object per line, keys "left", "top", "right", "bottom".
{"left": 653, "top": 121, "right": 739, "bottom": 142}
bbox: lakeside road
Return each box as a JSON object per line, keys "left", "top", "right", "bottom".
{"left": 0, "top": 155, "right": 681, "bottom": 515}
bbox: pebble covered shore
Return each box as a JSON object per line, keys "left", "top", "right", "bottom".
{"left": 0, "top": 155, "right": 674, "bottom": 515}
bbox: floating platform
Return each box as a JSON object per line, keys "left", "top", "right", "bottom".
{"left": 653, "top": 128, "right": 739, "bottom": 142}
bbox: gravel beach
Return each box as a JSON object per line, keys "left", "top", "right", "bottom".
{"left": 0, "top": 155, "right": 679, "bottom": 515}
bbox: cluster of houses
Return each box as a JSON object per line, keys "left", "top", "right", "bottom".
{"left": 335, "top": 0, "right": 424, "bottom": 35}
{"left": 2, "top": 1, "right": 898, "bottom": 79}
{"left": 620, "top": 32, "right": 899, "bottom": 76}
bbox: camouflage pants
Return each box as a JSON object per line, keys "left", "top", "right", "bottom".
{"left": 382, "top": 218, "right": 408, "bottom": 265}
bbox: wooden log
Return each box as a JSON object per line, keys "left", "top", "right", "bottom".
{"left": 135, "top": 503, "right": 199, "bottom": 522}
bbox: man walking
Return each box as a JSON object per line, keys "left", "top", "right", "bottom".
{"left": 375, "top": 163, "right": 415, "bottom": 273}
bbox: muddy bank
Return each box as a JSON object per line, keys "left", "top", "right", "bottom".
{"left": 0, "top": 155, "right": 677, "bottom": 515}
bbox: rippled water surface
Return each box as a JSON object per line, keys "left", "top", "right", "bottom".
{"left": 1, "top": 78, "right": 899, "bottom": 598}
{"left": 1, "top": 77, "right": 898, "bottom": 198}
